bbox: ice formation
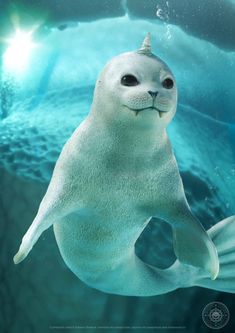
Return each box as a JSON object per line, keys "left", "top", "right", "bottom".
{"left": 1, "top": 0, "right": 235, "bottom": 50}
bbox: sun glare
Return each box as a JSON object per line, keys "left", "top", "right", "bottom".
{"left": 3, "top": 29, "right": 35, "bottom": 72}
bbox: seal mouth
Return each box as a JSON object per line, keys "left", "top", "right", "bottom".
{"left": 124, "top": 106, "right": 168, "bottom": 118}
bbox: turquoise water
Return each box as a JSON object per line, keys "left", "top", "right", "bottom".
{"left": 0, "top": 2, "right": 235, "bottom": 332}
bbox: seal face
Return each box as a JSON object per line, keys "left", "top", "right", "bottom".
{"left": 93, "top": 50, "right": 177, "bottom": 129}
{"left": 202, "top": 302, "right": 230, "bottom": 329}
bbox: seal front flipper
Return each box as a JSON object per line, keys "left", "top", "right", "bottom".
{"left": 13, "top": 212, "right": 55, "bottom": 264}
{"left": 172, "top": 210, "right": 219, "bottom": 280}
{"left": 13, "top": 193, "right": 71, "bottom": 264}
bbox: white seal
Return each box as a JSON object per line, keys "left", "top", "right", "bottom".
{"left": 14, "top": 34, "right": 235, "bottom": 296}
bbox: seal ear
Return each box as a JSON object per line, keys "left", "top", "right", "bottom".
{"left": 137, "top": 33, "right": 152, "bottom": 56}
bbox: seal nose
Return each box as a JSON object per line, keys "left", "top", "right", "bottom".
{"left": 148, "top": 91, "right": 158, "bottom": 98}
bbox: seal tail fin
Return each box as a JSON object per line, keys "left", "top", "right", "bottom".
{"left": 191, "top": 216, "right": 235, "bottom": 293}
{"left": 172, "top": 215, "right": 219, "bottom": 280}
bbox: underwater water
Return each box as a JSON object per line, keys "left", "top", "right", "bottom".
{"left": 0, "top": 1, "right": 235, "bottom": 332}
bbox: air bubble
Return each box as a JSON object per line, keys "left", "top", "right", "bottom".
{"left": 156, "top": 2, "right": 172, "bottom": 41}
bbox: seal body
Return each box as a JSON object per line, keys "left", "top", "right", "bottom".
{"left": 51, "top": 114, "right": 184, "bottom": 289}
{"left": 15, "top": 36, "right": 235, "bottom": 297}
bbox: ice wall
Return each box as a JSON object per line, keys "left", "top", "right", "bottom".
{"left": 1, "top": 0, "right": 235, "bottom": 50}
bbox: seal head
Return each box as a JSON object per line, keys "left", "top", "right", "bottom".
{"left": 91, "top": 33, "right": 177, "bottom": 130}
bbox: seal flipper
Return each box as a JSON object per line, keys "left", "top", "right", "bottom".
{"left": 13, "top": 214, "right": 51, "bottom": 264}
{"left": 172, "top": 214, "right": 219, "bottom": 280}
{"left": 194, "top": 216, "right": 235, "bottom": 292}
{"left": 13, "top": 202, "right": 61, "bottom": 264}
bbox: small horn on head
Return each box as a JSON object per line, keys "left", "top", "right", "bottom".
{"left": 137, "top": 32, "right": 152, "bottom": 56}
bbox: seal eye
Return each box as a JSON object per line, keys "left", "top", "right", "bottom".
{"left": 162, "top": 78, "right": 174, "bottom": 89}
{"left": 121, "top": 75, "right": 139, "bottom": 87}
